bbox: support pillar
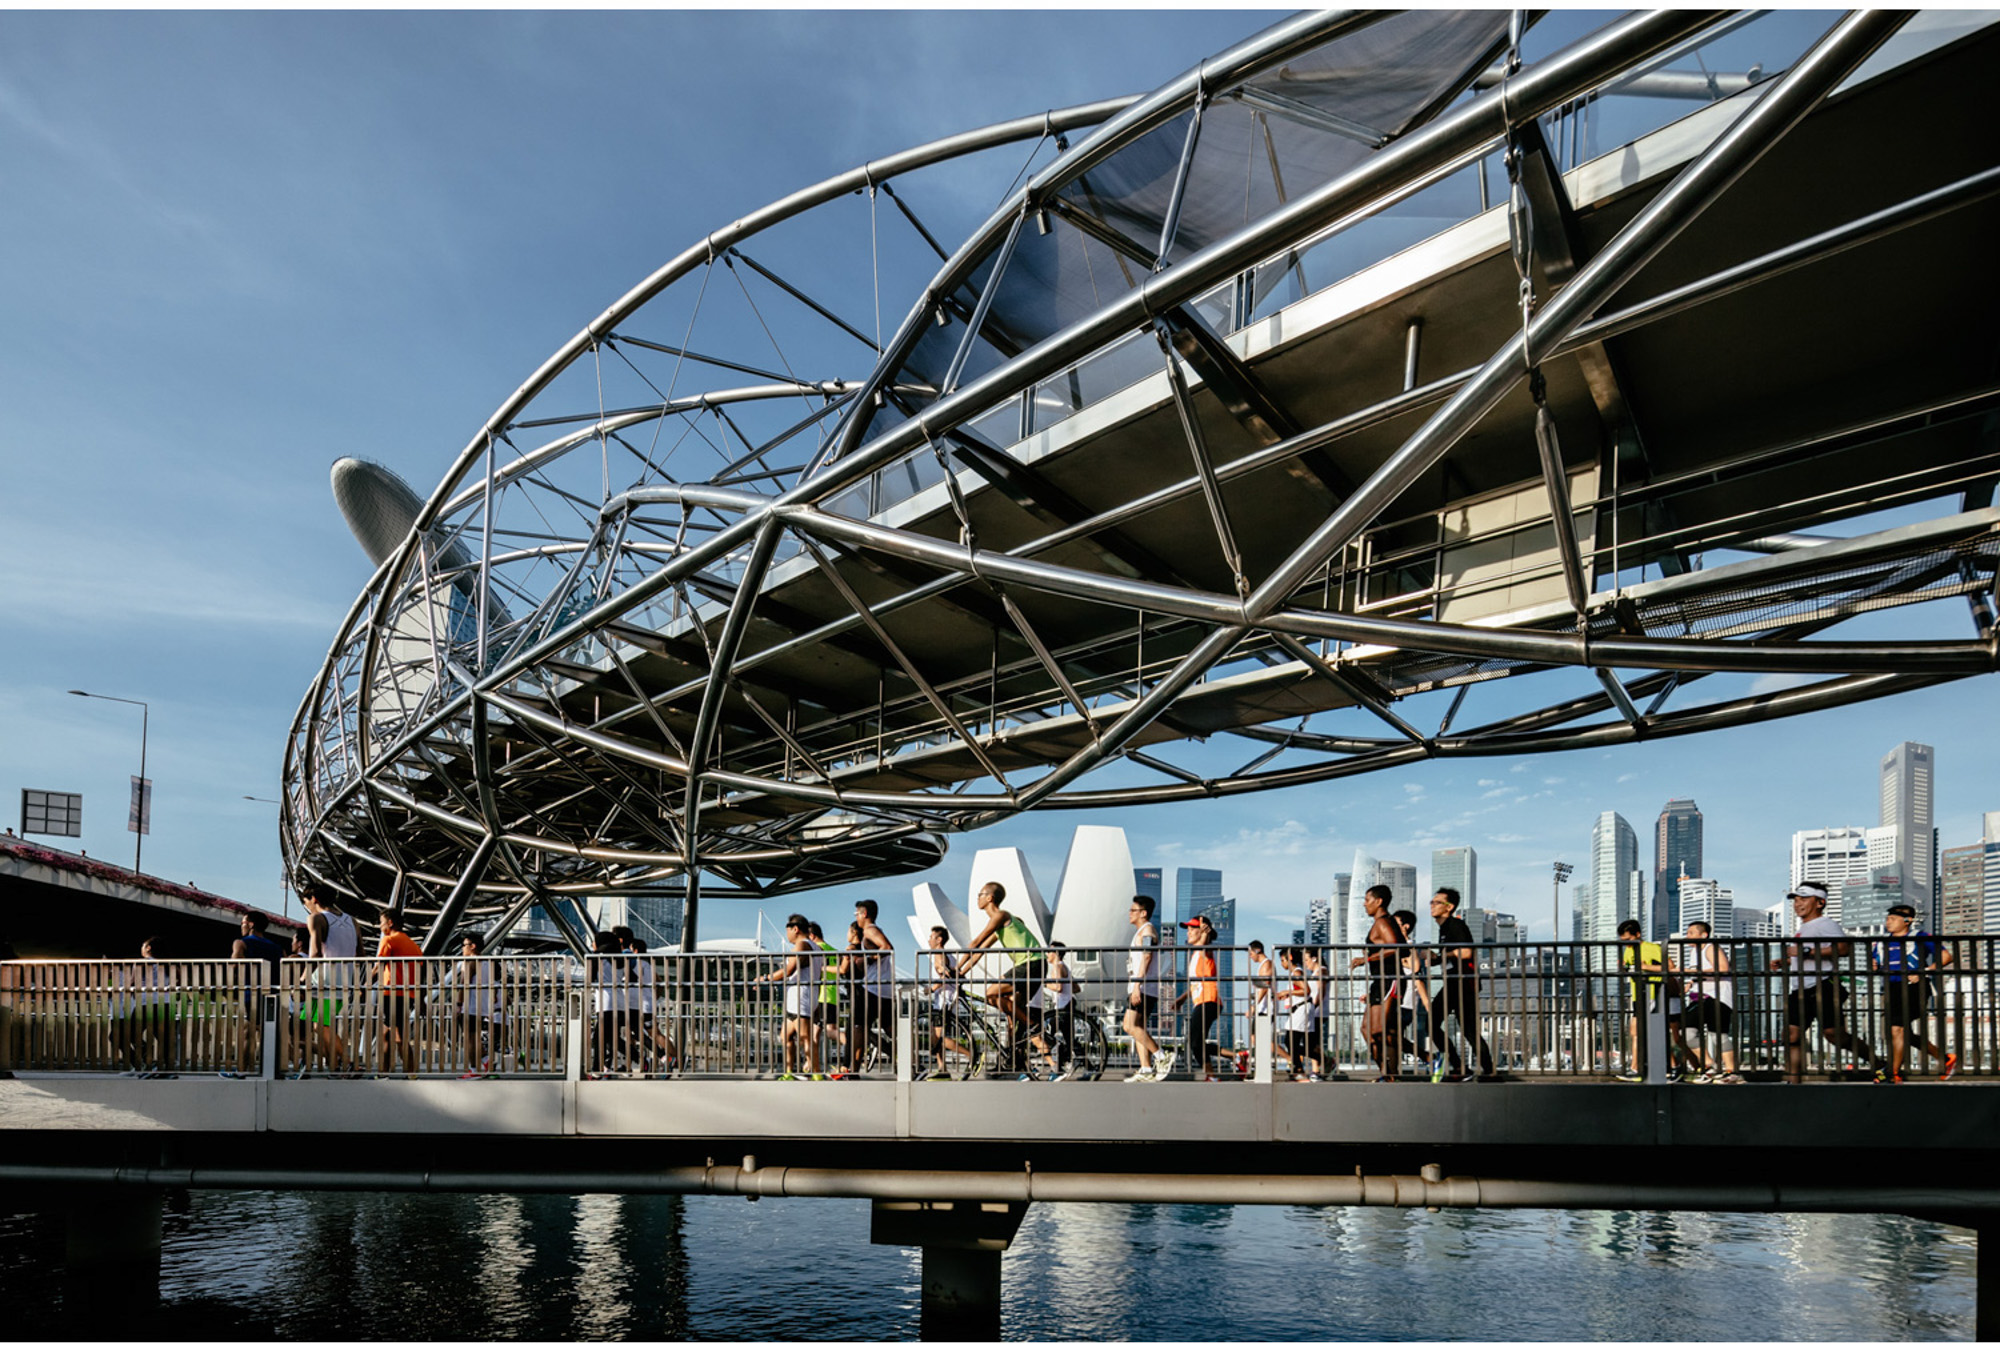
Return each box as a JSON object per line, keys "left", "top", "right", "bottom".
{"left": 871, "top": 1198, "right": 1027, "bottom": 1342}
{"left": 920, "top": 1246, "right": 1002, "bottom": 1342}
{"left": 1980, "top": 1218, "right": 1997, "bottom": 1344}
{"left": 62, "top": 1187, "right": 163, "bottom": 1336}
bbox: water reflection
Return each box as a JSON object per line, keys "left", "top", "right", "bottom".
{"left": 0, "top": 1194, "right": 1975, "bottom": 1340}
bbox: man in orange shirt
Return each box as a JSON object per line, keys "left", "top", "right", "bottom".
{"left": 373, "top": 908, "right": 424, "bottom": 1076}
{"left": 1171, "top": 914, "right": 1222, "bottom": 1081}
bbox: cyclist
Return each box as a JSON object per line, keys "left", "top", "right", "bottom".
{"left": 958, "top": 881, "right": 1044, "bottom": 1073}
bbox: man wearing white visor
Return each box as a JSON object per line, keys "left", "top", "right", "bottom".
{"left": 1769, "top": 881, "right": 1886, "bottom": 1084}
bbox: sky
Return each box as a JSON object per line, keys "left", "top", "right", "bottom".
{"left": 2, "top": 9, "right": 1994, "bottom": 951}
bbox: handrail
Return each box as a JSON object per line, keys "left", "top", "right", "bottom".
{"left": 4, "top": 934, "right": 1987, "bottom": 1085}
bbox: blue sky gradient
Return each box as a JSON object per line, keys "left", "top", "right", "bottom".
{"left": 3, "top": 10, "right": 1993, "bottom": 948}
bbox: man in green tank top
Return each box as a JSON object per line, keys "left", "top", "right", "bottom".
{"left": 958, "top": 881, "right": 1046, "bottom": 1074}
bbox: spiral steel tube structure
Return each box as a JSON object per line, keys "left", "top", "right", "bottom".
{"left": 283, "top": 10, "right": 2000, "bottom": 950}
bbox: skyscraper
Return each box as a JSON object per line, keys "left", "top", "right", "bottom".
{"left": 1677, "top": 878, "right": 1734, "bottom": 937}
{"left": 1941, "top": 844, "right": 1986, "bottom": 933}
{"left": 1305, "top": 897, "right": 1332, "bottom": 946}
{"left": 1881, "top": 741, "right": 1936, "bottom": 927}
{"left": 1134, "top": 867, "right": 1163, "bottom": 912}
{"left": 1653, "top": 799, "right": 1703, "bottom": 941}
{"left": 1431, "top": 846, "right": 1477, "bottom": 910}
{"left": 1588, "top": 812, "right": 1639, "bottom": 940}
{"left": 1789, "top": 825, "right": 1897, "bottom": 924}
{"left": 1326, "top": 875, "right": 1350, "bottom": 942}
{"left": 1377, "top": 860, "right": 1419, "bottom": 911}
{"left": 1175, "top": 867, "right": 1235, "bottom": 989}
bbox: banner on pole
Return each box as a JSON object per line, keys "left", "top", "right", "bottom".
{"left": 129, "top": 776, "right": 152, "bottom": 836}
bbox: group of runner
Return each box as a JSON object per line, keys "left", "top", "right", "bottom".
{"left": 760, "top": 899, "right": 898, "bottom": 1080}
{"left": 1618, "top": 881, "right": 1958, "bottom": 1084}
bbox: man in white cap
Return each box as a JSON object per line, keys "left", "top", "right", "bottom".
{"left": 1768, "top": 881, "right": 1885, "bottom": 1084}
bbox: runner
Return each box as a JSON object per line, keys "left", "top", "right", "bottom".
{"left": 849, "top": 900, "right": 897, "bottom": 1075}
{"left": 1122, "top": 896, "right": 1167, "bottom": 1082}
{"left": 755, "top": 914, "right": 820, "bottom": 1079}
{"left": 453, "top": 933, "right": 508, "bottom": 1075}
{"left": 589, "top": 930, "right": 634, "bottom": 1076}
{"left": 372, "top": 908, "right": 423, "bottom": 1076}
{"left": 614, "top": 926, "right": 673, "bottom": 1075}
{"left": 1392, "top": 908, "right": 1433, "bottom": 1077}
{"left": 1676, "top": 920, "right": 1742, "bottom": 1083}
{"left": 1277, "top": 946, "right": 1310, "bottom": 1080}
{"left": 924, "top": 925, "right": 970, "bottom": 1079}
{"left": 1348, "top": 885, "right": 1407, "bottom": 1080}
{"left": 229, "top": 910, "right": 286, "bottom": 1074}
{"left": 1872, "top": 903, "right": 1955, "bottom": 1082}
{"left": 1248, "top": 940, "right": 1278, "bottom": 1075}
{"left": 1768, "top": 882, "right": 1886, "bottom": 1085}
{"left": 1617, "top": 917, "right": 1689, "bottom": 1081}
{"left": 115, "top": 935, "right": 177, "bottom": 1076}
{"left": 1298, "top": 946, "right": 1329, "bottom": 1081}
{"left": 1031, "top": 941, "right": 1079, "bottom": 1080}
{"left": 1171, "top": 915, "right": 1222, "bottom": 1080}
{"left": 806, "top": 920, "right": 843, "bottom": 1069}
{"left": 300, "top": 886, "right": 358, "bottom": 1074}
{"left": 1429, "top": 888, "right": 1495, "bottom": 1082}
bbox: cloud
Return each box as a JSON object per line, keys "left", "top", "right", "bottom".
{"left": 1476, "top": 778, "right": 1500, "bottom": 788}
{"left": 1490, "top": 833, "right": 1528, "bottom": 844}
{"left": 1617, "top": 773, "right": 1639, "bottom": 783}
{"left": 0, "top": 508, "right": 341, "bottom": 634}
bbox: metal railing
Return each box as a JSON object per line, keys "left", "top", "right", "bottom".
{"left": 3, "top": 934, "right": 1992, "bottom": 1084}
{"left": 0, "top": 960, "right": 267, "bottom": 1076}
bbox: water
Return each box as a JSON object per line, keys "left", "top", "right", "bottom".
{"left": 0, "top": 1192, "right": 1974, "bottom": 1340}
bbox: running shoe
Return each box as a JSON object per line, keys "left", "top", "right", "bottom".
{"left": 777, "top": 1072, "right": 798, "bottom": 1081}
{"left": 1154, "top": 1050, "right": 1178, "bottom": 1079}
{"left": 1717, "top": 1072, "right": 1746, "bottom": 1084}
{"left": 923, "top": 1066, "right": 950, "bottom": 1081}
{"left": 1892, "top": 1074, "right": 1905, "bottom": 1084}
{"left": 1614, "top": 1072, "right": 1644, "bottom": 1083}
{"left": 1124, "top": 1067, "right": 1155, "bottom": 1082}
{"left": 1306, "top": 1072, "right": 1323, "bottom": 1082}
{"left": 828, "top": 1067, "right": 850, "bottom": 1080}
{"left": 1874, "top": 1066, "right": 1890, "bottom": 1083}
{"left": 809, "top": 1073, "right": 828, "bottom": 1081}
{"left": 1430, "top": 1061, "right": 1446, "bottom": 1084}
{"left": 217, "top": 1070, "right": 247, "bottom": 1079}
{"left": 1941, "top": 1054, "right": 1959, "bottom": 1081}
{"left": 1017, "top": 1072, "right": 1035, "bottom": 1081}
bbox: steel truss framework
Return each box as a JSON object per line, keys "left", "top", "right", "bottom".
{"left": 283, "top": 10, "right": 2000, "bottom": 951}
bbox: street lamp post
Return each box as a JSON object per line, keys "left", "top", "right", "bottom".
{"left": 68, "top": 689, "right": 149, "bottom": 874}
{"left": 242, "top": 796, "right": 291, "bottom": 918}
{"left": 1550, "top": 860, "right": 1574, "bottom": 1071}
